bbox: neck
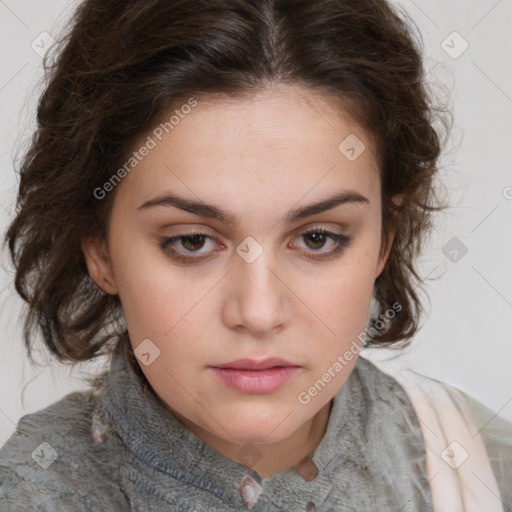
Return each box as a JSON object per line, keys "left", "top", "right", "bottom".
{"left": 168, "top": 399, "right": 333, "bottom": 480}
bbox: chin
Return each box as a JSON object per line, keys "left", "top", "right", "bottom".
{"left": 221, "top": 426, "right": 292, "bottom": 446}
{"left": 210, "top": 409, "right": 301, "bottom": 445}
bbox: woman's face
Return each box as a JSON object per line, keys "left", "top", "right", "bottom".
{"left": 84, "top": 84, "right": 393, "bottom": 448}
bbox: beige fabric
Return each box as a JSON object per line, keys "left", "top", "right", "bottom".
{"left": 394, "top": 369, "right": 505, "bottom": 512}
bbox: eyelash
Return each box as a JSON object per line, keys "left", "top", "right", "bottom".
{"left": 159, "top": 227, "right": 353, "bottom": 264}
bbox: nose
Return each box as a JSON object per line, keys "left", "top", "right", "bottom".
{"left": 222, "top": 242, "right": 293, "bottom": 337}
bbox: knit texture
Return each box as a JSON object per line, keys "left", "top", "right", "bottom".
{"left": 0, "top": 336, "right": 501, "bottom": 511}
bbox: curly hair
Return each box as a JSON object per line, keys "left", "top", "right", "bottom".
{"left": 3, "top": 0, "right": 452, "bottom": 369}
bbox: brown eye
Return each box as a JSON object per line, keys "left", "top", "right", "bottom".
{"left": 159, "top": 231, "right": 219, "bottom": 263}
{"left": 294, "top": 228, "right": 352, "bottom": 260}
{"left": 159, "top": 227, "right": 352, "bottom": 264}
{"left": 302, "top": 230, "right": 331, "bottom": 250}
{"left": 180, "top": 234, "right": 207, "bottom": 252}
{"left": 293, "top": 228, "right": 352, "bottom": 260}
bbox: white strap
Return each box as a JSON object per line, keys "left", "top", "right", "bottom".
{"left": 393, "top": 370, "right": 504, "bottom": 511}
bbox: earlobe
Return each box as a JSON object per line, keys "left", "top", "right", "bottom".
{"left": 81, "top": 236, "right": 118, "bottom": 295}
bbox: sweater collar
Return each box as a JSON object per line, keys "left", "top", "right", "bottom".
{"left": 93, "top": 336, "right": 366, "bottom": 509}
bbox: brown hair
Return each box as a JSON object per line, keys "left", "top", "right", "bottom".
{"left": 3, "top": 0, "right": 452, "bottom": 370}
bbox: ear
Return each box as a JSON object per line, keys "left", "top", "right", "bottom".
{"left": 81, "top": 236, "right": 119, "bottom": 295}
{"left": 375, "top": 230, "right": 394, "bottom": 279}
{"left": 375, "top": 194, "right": 404, "bottom": 279}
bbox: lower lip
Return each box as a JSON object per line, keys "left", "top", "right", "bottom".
{"left": 210, "top": 366, "right": 300, "bottom": 393}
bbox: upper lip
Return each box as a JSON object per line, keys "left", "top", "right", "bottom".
{"left": 212, "top": 358, "right": 299, "bottom": 370}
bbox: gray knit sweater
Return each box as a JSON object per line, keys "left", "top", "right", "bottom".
{"left": 0, "top": 338, "right": 510, "bottom": 511}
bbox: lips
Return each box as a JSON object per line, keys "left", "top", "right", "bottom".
{"left": 210, "top": 358, "right": 301, "bottom": 393}
{"left": 212, "top": 357, "right": 298, "bottom": 370}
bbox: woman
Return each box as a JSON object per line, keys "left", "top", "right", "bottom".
{"left": 1, "top": 0, "right": 511, "bottom": 510}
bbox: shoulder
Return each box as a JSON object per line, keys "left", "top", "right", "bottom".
{"left": 351, "top": 355, "right": 427, "bottom": 431}
{"left": 353, "top": 355, "right": 415, "bottom": 407}
{"left": 455, "top": 388, "right": 512, "bottom": 509}
{"left": 0, "top": 391, "right": 129, "bottom": 511}
{"left": 349, "top": 355, "right": 430, "bottom": 455}
{"left": 365, "top": 359, "right": 512, "bottom": 510}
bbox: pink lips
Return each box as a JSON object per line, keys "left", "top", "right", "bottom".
{"left": 210, "top": 358, "right": 300, "bottom": 394}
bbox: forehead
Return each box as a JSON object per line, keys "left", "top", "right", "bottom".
{"left": 113, "top": 85, "right": 381, "bottom": 216}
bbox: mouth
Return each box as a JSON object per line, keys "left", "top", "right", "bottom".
{"left": 212, "top": 357, "right": 299, "bottom": 370}
{"left": 210, "top": 358, "right": 301, "bottom": 394}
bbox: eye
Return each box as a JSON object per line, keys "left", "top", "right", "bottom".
{"left": 159, "top": 231, "right": 220, "bottom": 263}
{"left": 159, "top": 227, "right": 352, "bottom": 264}
{"left": 291, "top": 227, "right": 352, "bottom": 261}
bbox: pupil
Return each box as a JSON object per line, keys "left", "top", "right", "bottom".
{"left": 306, "top": 232, "right": 325, "bottom": 249}
{"left": 183, "top": 235, "right": 204, "bottom": 251}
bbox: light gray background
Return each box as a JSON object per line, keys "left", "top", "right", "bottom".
{"left": 1, "top": 0, "right": 511, "bottom": 446}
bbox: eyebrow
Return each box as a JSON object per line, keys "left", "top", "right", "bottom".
{"left": 138, "top": 190, "right": 369, "bottom": 226}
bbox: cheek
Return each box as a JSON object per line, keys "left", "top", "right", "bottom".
{"left": 118, "top": 275, "right": 196, "bottom": 345}
{"left": 109, "top": 216, "right": 203, "bottom": 324}
{"left": 310, "top": 253, "right": 379, "bottom": 354}
{"left": 321, "top": 250, "right": 379, "bottom": 314}
{"left": 109, "top": 232, "right": 185, "bottom": 339}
